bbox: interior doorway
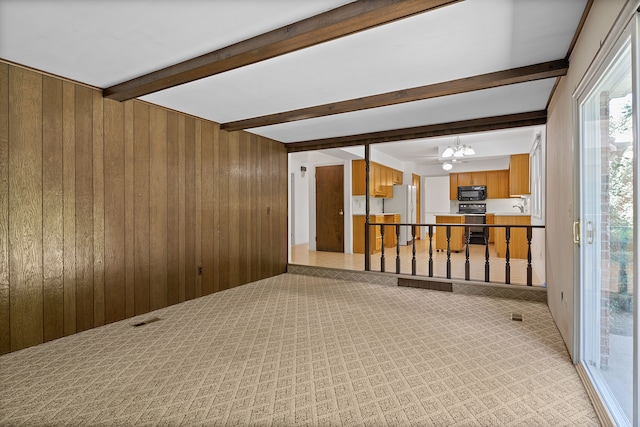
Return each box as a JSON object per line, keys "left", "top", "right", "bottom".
{"left": 315, "top": 165, "right": 344, "bottom": 252}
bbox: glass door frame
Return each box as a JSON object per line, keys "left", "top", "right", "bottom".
{"left": 573, "top": 7, "right": 639, "bottom": 427}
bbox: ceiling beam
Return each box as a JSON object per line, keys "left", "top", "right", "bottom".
{"left": 223, "top": 60, "right": 567, "bottom": 131}
{"left": 286, "top": 110, "right": 547, "bottom": 152}
{"left": 103, "top": 0, "right": 462, "bottom": 102}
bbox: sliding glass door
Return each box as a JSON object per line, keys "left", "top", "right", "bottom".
{"left": 577, "top": 18, "right": 637, "bottom": 426}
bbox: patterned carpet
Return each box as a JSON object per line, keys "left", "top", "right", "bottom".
{"left": 0, "top": 274, "right": 599, "bottom": 426}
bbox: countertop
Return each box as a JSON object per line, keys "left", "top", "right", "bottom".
{"left": 492, "top": 212, "right": 531, "bottom": 216}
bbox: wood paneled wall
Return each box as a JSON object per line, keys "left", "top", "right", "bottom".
{"left": 0, "top": 62, "right": 288, "bottom": 354}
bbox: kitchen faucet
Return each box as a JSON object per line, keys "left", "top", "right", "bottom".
{"left": 513, "top": 203, "right": 524, "bottom": 213}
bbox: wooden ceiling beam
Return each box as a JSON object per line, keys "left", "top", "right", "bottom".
{"left": 224, "top": 60, "right": 567, "bottom": 131}
{"left": 286, "top": 110, "right": 547, "bottom": 152}
{"left": 104, "top": 0, "right": 462, "bottom": 101}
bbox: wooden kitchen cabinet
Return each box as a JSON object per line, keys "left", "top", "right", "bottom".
{"left": 352, "top": 160, "right": 400, "bottom": 198}
{"left": 353, "top": 215, "right": 385, "bottom": 254}
{"left": 486, "top": 170, "right": 510, "bottom": 199}
{"left": 456, "top": 173, "right": 472, "bottom": 187}
{"left": 509, "top": 154, "right": 530, "bottom": 196}
{"left": 449, "top": 174, "right": 458, "bottom": 200}
{"left": 486, "top": 213, "right": 495, "bottom": 243}
{"left": 450, "top": 169, "right": 508, "bottom": 200}
{"left": 352, "top": 160, "right": 368, "bottom": 196}
{"left": 391, "top": 169, "right": 403, "bottom": 185}
{"left": 435, "top": 215, "right": 465, "bottom": 252}
{"left": 384, "top": 214, "right": 401, "bottom": 248}
{"left": 494, "top": 215, "right": 531, "bottom": 259}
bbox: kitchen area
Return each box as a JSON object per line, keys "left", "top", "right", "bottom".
{"left": 288, "top": 126, "right": 546, "bottom": 285}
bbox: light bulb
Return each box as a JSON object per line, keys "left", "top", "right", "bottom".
{"left": 442, "top": 162, "right": 452, "bottom": 171}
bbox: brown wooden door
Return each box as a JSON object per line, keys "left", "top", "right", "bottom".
{"left": 316, "top": 165, "right": 344, "bottom": 252}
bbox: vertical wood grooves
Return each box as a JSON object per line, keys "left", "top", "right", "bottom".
{"left": 133, "top": 102, "right": 150, "bottom": 315}
{"left": 104, "top": 99, "right": 125, "bottom": 324}
{"left": 42, "top": 75, "right": 64, "bottom": 342}
{"left": 62, "top": 81, "right": 76, "bottom": 336}
{"left": 74, "top": 85, "right": 94, "bottom": 333}
{"left": 166, "top": 111, "right": 179, "bottom": 306}
{"left": 9, "top": 66, "right": 43, "bottom": 350}
{"left": 0, "top": 61, "right": 288, "bottom": 355}
{"left": 0, "top": 63, "right": 9, "bottom": 354}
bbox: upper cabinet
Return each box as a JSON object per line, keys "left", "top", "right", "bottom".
{"left": 486, "top": 170, "right": 510, "bottom": 199}
{"left": 509, "top": 154, "right": 530, "bottom": 196}
{"left": 449, "top": 169, "right": 509, "bottom": 200}
{"left": 352, "top": 160, "right": 403, "bottom": 198}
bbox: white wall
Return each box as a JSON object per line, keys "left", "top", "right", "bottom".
{"left": 546, "top": 0, "right": 627, "bottom": 358}
{"left": 288, "top": 156, "right": 310, "bottom": 247}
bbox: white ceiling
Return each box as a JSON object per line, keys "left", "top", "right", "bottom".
{"left": 0, "top": 0, "right": 588, "bottom": 167}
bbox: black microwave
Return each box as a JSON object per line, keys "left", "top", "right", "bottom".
{"left": 458, "top": 185, "right": 487, "bottom": 201}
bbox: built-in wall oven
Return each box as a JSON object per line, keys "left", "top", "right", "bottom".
{"left": 458, "top": 203, "right": 487, "bottom": 244}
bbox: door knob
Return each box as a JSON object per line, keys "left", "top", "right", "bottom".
{"left": 339, "top": 209, "right": 344, "bottom": 216}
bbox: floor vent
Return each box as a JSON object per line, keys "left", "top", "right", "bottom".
{"left": 132, "top": 316, "right": 161, "bottom": 327}
{"left": 510, "top": 313, "right": 524, "bottom": 321}
{"left": 398, "top": 278, "right": 452, "bottom": 292}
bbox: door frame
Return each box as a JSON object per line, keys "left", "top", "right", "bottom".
{"left": 573, "top": 5, "right": 639, "bottom": 425}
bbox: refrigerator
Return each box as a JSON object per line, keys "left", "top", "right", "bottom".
{"left": 384, "top": 184, "right": 417, "bottom": 245}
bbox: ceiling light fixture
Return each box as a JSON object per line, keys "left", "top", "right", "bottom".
{"left": 442, "top": 162, "right": 453, "bottom": 171}
{"left": 442, "top": 136, "right": 475, "bottom": 159}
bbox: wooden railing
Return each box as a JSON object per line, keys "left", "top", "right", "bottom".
{"left": 366, "top": 222, "right": 545, "bottom": 286}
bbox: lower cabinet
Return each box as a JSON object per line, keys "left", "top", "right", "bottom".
{"left": 486, "top": 213, "right": 495, "bottom": 243}
{"left": 494, "top": 215, "right": 531, "bottom": 258}
{"left": 384, "top": 214, "right": 401, "bottom": 248}
{"left": 435, "top": 215, "right": 465, "bottom": 252}
{"left": 353, "top": 215, "right": 385, "bottom": 254}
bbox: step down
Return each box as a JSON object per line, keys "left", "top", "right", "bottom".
{"left": 398, "top": 278, "right": 452, "bottom": 292}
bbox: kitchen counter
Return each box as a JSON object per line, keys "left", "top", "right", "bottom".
{"left": 492, "top": 212, "right": 531, "bottom": 216}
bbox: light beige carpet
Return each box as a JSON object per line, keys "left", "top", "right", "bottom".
{"left": 0, "top": 274, "right": 598, "bottom": 426}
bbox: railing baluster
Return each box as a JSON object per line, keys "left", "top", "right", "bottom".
{"left": 428, "top": 225, "right": 433, "bottom": 277}
{"left": 446, "top": 225, "right": 451, "bottom": 279}
{"left": 411, "top": 225, "right": 416, "bottom": 276}
{"left": 527, "top": 226, "right": 533, "bottom": 286}
{"left": 465, "top": 225, "right": 470, "bottom": 281}
{"left": 505, "top": 226, "right": 511, "bottom": 285}
{"left": 380, "top": 225, "right": 385, "bottom": 273}
{"left": 364, "top": 222, "right": 543, "bottom": 287}
{"left": 484, "top": 234, "right": 490, "bottom": 282}
{"left": 396, "top": 224, "right": 401, "bottom": 274}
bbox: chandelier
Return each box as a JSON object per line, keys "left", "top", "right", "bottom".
{"left": 441, "top": 136, "right": 475, "bottom": 159}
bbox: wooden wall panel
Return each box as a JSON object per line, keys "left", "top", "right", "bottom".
{"left": 212, "top": 124, "right": 221, "bottom": 293}
{"left": 62, "top": 81, "right": 77, "bottom": 336}
{"left": 133, "top": 102, "right": 150, "bottom": 315}
{"left": 0, "top": 63, "right": 9, "bottom": 354}
{"left": 166, "top": 111, "right": 180, "bottom": 306}
{"left": 1, "top": 61, "right": 289, "bottom": 354}
{"left": 149, "top": 106, "right": 168, "bottom": 310}
{"left": 9, "top": 66, "right": 43, "bottom": 351}
{"left": 228, "top": 132, "right": 240, "bottom": 288}
{"left": 195, "top": 121, "right": 202, "bottom": 297}
{"left": 238, "top": 134, "right": 249, "bottom": 286}
{"left": 184, "top": 117, "right": 196, "bottom": 300}
{"left": 123, "top": 101, "right": 135, "bottom": 318}
{"left": 42, "top": 76, "right": 64, "bottom": 342}
{"left": 74, "top": 86, "right": 94, "bottom": 333}
{"left": 92, "top": 91, "right": 105, "bottom": 327}
{"left": 177, "top": 115, "right": 186, "bottom": 303}
{"left": 200, "top": 122, "right": 215, "bottom": 296}
{"left": 103, "top": 99, "right": 125, "bottom": 324}
{"left": 218, "top": 131, "right": 229, "bottom": 291}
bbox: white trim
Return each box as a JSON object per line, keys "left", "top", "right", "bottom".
{"left": 576, "top": 362, "right": 617, "bottom": 427}
{"left": 573, "top": 0, "right": 640, "bottom": 99}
